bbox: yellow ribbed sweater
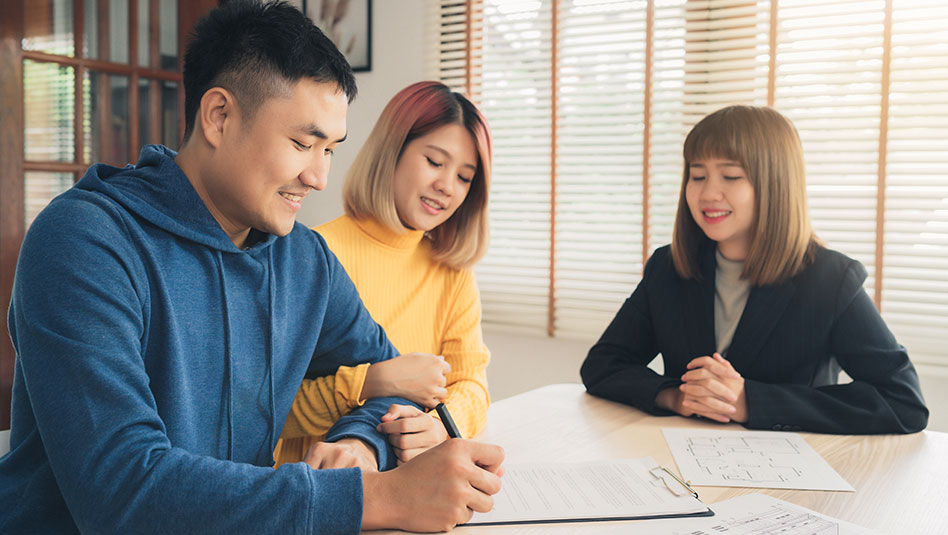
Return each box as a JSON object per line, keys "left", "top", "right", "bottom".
{"left": 273, "top": 215, "right": 490, "bottom": 465}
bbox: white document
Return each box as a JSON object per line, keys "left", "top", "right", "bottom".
{"left": 662, "top": 493, "right": 879, "bottom": 535}
{"left": 544, "top": 494, "right": 877, "bottom": 534}
{"left": 662, "top": 428, "right": 854, "bottom": 491}
{"left": 465, "top": 457, "right": 710, "bottom": 525}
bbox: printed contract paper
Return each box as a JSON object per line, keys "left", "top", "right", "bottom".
{"left": 466, "top": 457, "right": 710, "bottom": 525}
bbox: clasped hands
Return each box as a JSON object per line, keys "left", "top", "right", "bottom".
{"left": 658, "top": 352, "right": 748, "bottom": 423}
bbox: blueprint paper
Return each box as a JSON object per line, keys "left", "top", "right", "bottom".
{"left": 662, "top": 428, "right": 854, "bottom": 491}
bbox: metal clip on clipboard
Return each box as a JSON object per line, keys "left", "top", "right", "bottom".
{"left": 649, "top": 465, "right": 699, "bottom": 499}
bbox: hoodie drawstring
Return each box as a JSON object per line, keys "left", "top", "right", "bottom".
{"left": 216, "top": 251, "right": 235, "bottom": 461}
{"left": 266, "top": 247, "right": 277, "bottom": 458}
{"left": 215, "top": 248, "right": 278, "bottom": 463}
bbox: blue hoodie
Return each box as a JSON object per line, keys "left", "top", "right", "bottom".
{"left": 0, "top": 145, "right": 412, "bottom": 534}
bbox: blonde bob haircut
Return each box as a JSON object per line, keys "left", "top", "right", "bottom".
{"left": 342, "top": 81, "right": 492, "bottom": 270}
{"left": 671, "top": 105, "right": 822, "bottom": 286}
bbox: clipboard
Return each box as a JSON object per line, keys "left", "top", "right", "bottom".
{"left": 464, "top": 457, "right": 714, "bottom": 526}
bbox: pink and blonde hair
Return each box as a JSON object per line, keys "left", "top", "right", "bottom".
{"left": 343, "top": 81, "right": 492, "bottom": 269}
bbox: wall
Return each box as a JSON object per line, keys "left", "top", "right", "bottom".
{"left": 483, "top": 330, "right": 668, "bottom": 402}
{"left": 297, "top": 0, "right": 433, "bottom": 228}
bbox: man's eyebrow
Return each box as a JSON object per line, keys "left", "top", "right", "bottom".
{"left": 426, "top": 145, "right": 477, "bottom": 170}
{"left": 296, "top": 124, "right": 347, "bottom": 143}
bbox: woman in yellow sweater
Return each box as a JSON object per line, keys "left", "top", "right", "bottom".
{"left": 274, "top": 81, "right": 493, "bottom": 467}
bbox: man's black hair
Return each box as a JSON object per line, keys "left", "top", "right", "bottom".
{"left": 182, "top": 0, "right": 357, "bottom": 141}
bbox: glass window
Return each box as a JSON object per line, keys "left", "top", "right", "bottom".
{"left": 24, "top": 59, "right": 75, "bottom": 162}
{"left": 84, "top": 72, "right": 130, "bottom": 165}
{"left": 159, "top": 0, "right": 178, "bottom": 70}
{"left": 23, "top": 0, "right": 75, "bottom": 57}
{"left": 138, "top": 78, "right": 179, "bottom": 149}
{"left": 84, "top": 0, "right": 130, "bottom": 63}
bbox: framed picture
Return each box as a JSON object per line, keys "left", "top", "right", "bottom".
{"left": 302, "top": 0, "right": 372, "bottom": 72}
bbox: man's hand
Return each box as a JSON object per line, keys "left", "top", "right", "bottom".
{"left": 377, "top": 404, "right": 449, "bottom": 464}
{"left": 677, "top": 353, "right": 747, "bottom": 423}
{"left": 303, "top": 438, "right": 378, "bottom": 472}
{"left": 361, "top": 439, "right": 505, "bottom": 532}
{"left": 362, "top": 353, "right": 450, "bottom": 409}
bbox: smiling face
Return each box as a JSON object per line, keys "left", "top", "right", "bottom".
{"left": 201, "top": 78, "right": 348, "bottom": 247}
{"left": 685, "top": 157, "right": 757, "bottom": 260}
{"left": 392, "top": 123, "right": 478, "bottom": 232}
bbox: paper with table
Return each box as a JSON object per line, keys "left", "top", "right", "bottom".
{"left": 465, "top": 457, "right": 711, "bottom": 525}
{"left": 662, "top": 428, "right": 854, "bottom": 491}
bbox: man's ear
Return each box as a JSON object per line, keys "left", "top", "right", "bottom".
{"left": 199, "top": 87, "right": 236, "bottom": 149}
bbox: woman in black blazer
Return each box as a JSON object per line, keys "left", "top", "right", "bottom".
{"left": 581, "top": 106, "right": 928, "bottom": 434}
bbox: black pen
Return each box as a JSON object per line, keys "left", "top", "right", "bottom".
{"left": 435, "top": 402, "right": 462, "bottom": 439}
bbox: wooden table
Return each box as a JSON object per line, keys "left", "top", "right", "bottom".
{"left": 371, "top": 383, "right": 948, "bottom": 534}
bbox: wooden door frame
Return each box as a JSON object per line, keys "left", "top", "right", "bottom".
{"left": 0, "top": 0, "right": 26, "bottom": 431}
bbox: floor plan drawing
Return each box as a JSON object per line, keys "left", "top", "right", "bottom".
{"left": 663, "top": 428, "right": 854, "bottom": 491}
{"left": 686, "top": 434, "right": 806, "bottom": 483}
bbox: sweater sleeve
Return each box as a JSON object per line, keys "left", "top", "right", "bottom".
{"left": 280, "top": 364, "right": 369, "bottom": 440}
{"left": 580, "top": 252, "right": 681, "bottom": 415}
{"left": 11, "top": 202, "right": 362, "bottom": 534}
{"left": 744, "top": 260, "right": 929, "bottom": 434}
{"left": 437, "top": 270, "right": 491, "bottom": 438}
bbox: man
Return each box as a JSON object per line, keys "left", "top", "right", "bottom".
{"left": 0, "top": 1, "right": 502, "bottom": 532}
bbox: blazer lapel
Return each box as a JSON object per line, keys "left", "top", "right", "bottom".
{"left": 681, "top": 243, "right": 717, "bottom": 360}
{"left": 726, "top": 277, "right": 796, "bottom": 372}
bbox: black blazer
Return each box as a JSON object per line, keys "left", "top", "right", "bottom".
{"left": 580, "top": 242, "right": 928, "bottom": 434}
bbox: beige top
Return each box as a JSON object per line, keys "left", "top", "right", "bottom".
{"left": 714, "top": 249, "right": 751, "bottom": 355}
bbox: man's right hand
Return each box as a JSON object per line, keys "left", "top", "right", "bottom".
{"left": 360, "top": 439, "right": 504, "bottom": 532}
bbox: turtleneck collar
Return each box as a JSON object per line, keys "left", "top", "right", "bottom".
{"left": 715, "top": 247, "right": 746, "bottom": 281}
{"left": 352, "top": 215, "right": 426, "bottom": 251}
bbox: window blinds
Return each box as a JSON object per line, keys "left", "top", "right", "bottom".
{"left": 774, "top": 0, "right": 883, "bottom": 295}
{"left": 436, "top": 0, "right": 948, "bottom": 370}
{"left": 553, "top": 3, "right": 648, "bottom": 338}
{"left": 882, "top": 0, "right": 948, "bottom": 372}
{"left": 439, "top": 0, "right": 554, "bottom": 334}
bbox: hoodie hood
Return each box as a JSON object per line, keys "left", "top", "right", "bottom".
{"left": 76, "top": 144, "right": 277, "bottom": 253}
{"left": 76, "top": 144, "right": 280, "bottom": 460}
